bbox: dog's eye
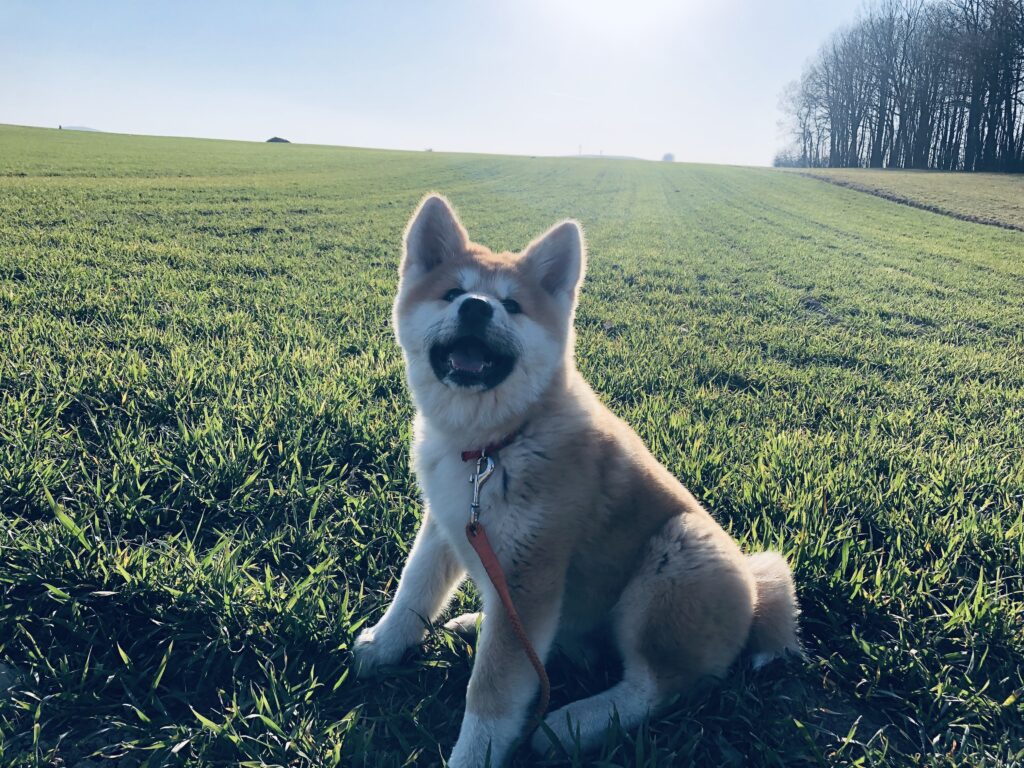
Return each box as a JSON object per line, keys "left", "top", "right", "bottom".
{"left": 502, "top": 299, "right": 522, "bottom": 315}
{"left": 442, "top": 288, "right": 465, "bottom": 302}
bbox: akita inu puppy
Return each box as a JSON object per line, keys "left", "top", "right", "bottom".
{"left": 353, "top": 195, "right": 801, "bottom": 767}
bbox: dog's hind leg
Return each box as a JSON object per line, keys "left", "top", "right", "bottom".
{"left": 533, "top": 513, "right": 756, "bottom": 756}
{"left": 531, "top": 661, "right": 659, "bottom": 754}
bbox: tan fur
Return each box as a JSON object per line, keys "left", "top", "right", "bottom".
{"left": 353, "top": 195, "right": 802, "bottom": 767}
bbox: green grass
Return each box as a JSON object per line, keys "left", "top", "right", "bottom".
{"left": 800, "top": 167, "right": 1024, "bottom": 231}
{"left": 1, "top": 123, "right": 1022, "bottom": 767}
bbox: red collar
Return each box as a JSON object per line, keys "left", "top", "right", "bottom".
{"left": 461, "top": 429, "right": 521, "bottom": 462}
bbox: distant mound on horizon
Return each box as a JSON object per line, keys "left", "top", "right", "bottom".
{"left": 266, "top": 136, "right": 290, "bottom": 143}
{"left": 61, "top": 126, "right": 99, "bottom": 132}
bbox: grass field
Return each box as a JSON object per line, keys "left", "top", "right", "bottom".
{"left": 801, "top": 168, "right": 1024, "bottom": 232}
{"left": 1, "top": 124, "right": 1023, "bottom": 767}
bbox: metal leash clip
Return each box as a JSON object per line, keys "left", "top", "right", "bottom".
{"left": 468, "top": 453, "right": 496, "bottom": 529}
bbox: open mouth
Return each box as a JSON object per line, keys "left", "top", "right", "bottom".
{"left": 429, "top": 336, "right": 517, "bottom": 389}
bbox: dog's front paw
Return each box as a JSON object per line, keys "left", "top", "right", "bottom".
{"left": 443, "top": 611, "right": 482, "bottom": 638}
{"left": 446, "top": 738, "right": 491, "bottom": 768}
{"left": 448, "top": 713, "right": 521, "bottom": 768}
{"left": 351, "top": 624, "right": 408, "bottom": 678}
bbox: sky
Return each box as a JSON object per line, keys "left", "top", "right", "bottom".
{"left": 0, "top": 0, "right": 864, "bottom": 166}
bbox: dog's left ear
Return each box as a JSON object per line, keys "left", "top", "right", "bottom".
{"left": 402, "top": 194, "right": 468, "bottom": 276}
{"left": 522, "top": 220, "right": 586, "bottom": 298}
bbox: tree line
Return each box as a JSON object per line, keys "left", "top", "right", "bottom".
{"left": 776, "top": 0, "right": 1024, "bottom": 171}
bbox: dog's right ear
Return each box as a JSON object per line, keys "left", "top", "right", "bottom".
{"left": 401, "top": 194, "right": 467, "bottom": 276}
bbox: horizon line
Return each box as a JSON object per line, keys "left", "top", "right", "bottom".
{"left": 0, "top": 121, "right": 770, "bottom": 169}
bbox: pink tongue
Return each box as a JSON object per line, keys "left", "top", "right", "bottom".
{"left": 450, "top": 347, "right": 487, "bottom": 373}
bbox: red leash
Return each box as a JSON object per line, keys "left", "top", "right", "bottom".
{"left": 461, "top": 431, "right": 550, "bottom": 720}
{"left": 465, "top": 521, "right": 551, "bottom": 720}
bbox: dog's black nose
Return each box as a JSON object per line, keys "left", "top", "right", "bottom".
{"left": 458, "top": 296, "right": 493, "bottom": 326}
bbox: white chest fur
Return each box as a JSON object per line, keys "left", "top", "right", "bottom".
{"left": 413, "top": 428, "right": 540, "bottom": 589}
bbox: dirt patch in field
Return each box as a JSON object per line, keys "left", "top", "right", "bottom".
{"left": 799, "top": 294, "right": 839, "bottom": 324}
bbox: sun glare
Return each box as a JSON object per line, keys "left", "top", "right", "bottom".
{"left": 533, "top": 0, "right": 693, "bottom": 41}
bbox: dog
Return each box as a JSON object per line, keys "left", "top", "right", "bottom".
{"left": 353, "top": 195, "right": 801, "bottom": 767}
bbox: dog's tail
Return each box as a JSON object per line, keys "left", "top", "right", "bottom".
{"left": 745, "top": 551, "right": 802, "bottom": 668}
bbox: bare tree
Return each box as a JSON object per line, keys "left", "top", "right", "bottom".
{"left": 777, "top": 0, "right": 1024, "bottom": 171}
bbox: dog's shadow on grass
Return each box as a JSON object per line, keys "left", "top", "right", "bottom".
{"left": 346, "top": 620, "right": 888, "bottom": 767}
{"left": 346, "top": 555, "right": 920, "bottom": 767}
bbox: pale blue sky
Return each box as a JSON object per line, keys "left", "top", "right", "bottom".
{"left": 1, "top": 0, "right": 862, "bottom": 166}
